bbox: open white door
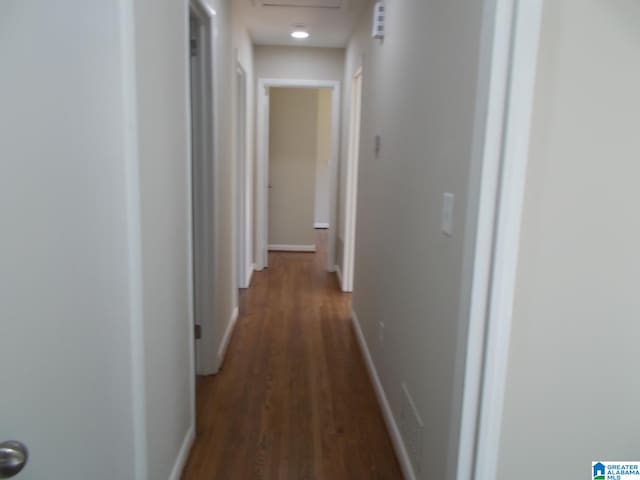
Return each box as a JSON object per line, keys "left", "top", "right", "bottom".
{"left": 189, "top": 0, "right": 218, "bottom": 375}
{"left": 0, "top": 2, "right": 144, "bottom": 478}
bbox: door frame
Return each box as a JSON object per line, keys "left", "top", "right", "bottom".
{"left": 255, "top": 78, "right": 341, "bottom": 271}
{"left": 188, "top": 0, "right": 218, "bottom": 377}
{"left": 235, "top": 62, "right": 251, "bottom": 288}
{"left": 341, "top": 66, "right": 363, "bottom": 292}
{"left": 450, "top": 0, "right": 545, "bottom": 478}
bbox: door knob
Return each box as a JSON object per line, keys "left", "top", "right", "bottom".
{"left": 0, "top": 441, "right": 28, "bottom": 478}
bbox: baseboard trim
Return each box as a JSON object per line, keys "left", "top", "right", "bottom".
{"left": 168, "top": 425, "right": 195, "bottom": 480}
{"left": 246, "top": 263, "right": 255, "bottom": 288}
{"left": 268, "top": 244, "right": 316, "bottom": 252}
{"left": 335, "top": 264, "right": 344, "bottom": 291}
{"left": 314, "top": 222, "right": 330, "bottom": 229}
{"left": 351, "top": 310, "right": 416, "bottom": 480}
{"left": 217, "top": 306, "right": 239, "bottom": 371}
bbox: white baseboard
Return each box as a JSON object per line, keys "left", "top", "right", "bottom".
{"left": 351, "top": 310, "right": 416, "bottom": 480}
{"left": 314, "top": 222, "right": 330, "bottom": 229}
{"left": 168, "top": 425, "right": 195, "bottom": 480}
{"left": 268, "top": 244, "right": 316, "bottom": 252}
{"left": 335, "top": 264, "right": 344, "bottom": 290}
{"left": 246, "top": 263, "right": 255, "bottom": 288}
{"left": 217, "top": 306, "right": 239, "bottom": 371}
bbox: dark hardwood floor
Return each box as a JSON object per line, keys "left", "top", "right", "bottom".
{"left": 182, "top": 232, "right": 402, "bottom": 479}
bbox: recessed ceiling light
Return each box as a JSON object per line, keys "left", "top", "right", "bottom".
{"left": 291, "top": 29, "right": 309, "bottom": 39}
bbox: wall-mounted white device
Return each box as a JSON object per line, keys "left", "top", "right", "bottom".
{"left": 372, "top": 1, "right": 385, "bottom": 40}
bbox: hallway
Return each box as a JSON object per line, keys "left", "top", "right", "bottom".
{"left": 182, "top": 233, "right": 402, "bottom": 479}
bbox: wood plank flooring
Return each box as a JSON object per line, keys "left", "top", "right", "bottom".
{"left": 181, "top": 232, "right": 402, "bottom": 479}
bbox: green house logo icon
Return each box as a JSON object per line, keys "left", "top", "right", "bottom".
{"left": 593, "top": 462, "right": 605, "bottom": 480}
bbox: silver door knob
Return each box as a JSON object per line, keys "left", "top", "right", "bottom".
{"left": 0, "top": 441, "right": 28, "bottom": 478}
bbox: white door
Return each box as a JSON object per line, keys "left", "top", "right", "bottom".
{"left": 190, "top": 14, "right": 203, "bottom": 368}
{"left": 188, "top": 4, "right": 217, "bottom": 375}
{"left": 0, "top": 2, "right": 139, "bottom": 478}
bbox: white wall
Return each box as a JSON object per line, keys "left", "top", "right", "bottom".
{"left": 496, "top": 1, "right": 640, "bottom": 477}
{"left": 342, "top": 1, "right": 487, "bottom": 478}
{"left": 131, "top": 0, "right": 198, "bottom": 477}
{"left": 314, "top": 89, "right": 332, "bottom": 227}
{"left": 0, "top": 1, "right": 138, "bottom": 478}
{"left": 133, "top": 0, "right": 238, "bottom": 472}
{"left": 255, "top": 45, "right": 345, "bottom": 81}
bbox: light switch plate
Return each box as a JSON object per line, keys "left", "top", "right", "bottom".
{"left": 442, "top": 192, "right": 454, "bottom": 236}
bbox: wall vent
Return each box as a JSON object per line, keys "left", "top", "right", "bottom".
{"left": 371, "top": 1, "right": 385, "bottom": 39}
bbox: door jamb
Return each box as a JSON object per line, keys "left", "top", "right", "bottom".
{"left": 341, "top": 66, "right": 363, "bottom": 292}
{"left": 471, "top": 1, "right": 544, "bottom": 477}
{"left": 450, "top": 0, "right": 545, "bottom": 479}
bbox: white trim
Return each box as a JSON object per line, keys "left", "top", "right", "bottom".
{"left": 256, "top": 81, "right": 270, "bottom": 271}
{"left": 217, "top": 306, "right": 239, "bottom": 371}
{"left": 351, "top": 310, "right": 416, "bottom": 480}
{"left": 448, "top": 0, "right": 519, "bottom": 477}
{"left": 235, "top": 62, "right": 251, "bottom": 289}
{"left": 168, "top": 426, "right": 195, "bottom": 480}
{"left": 244, "top": 263, "right": 255, "bottom": 289}
{"left": 314, "top": 222, "right": 330, "bottom": 229}
{"left": 326, "top": 82, "right": 342, "bottom": 274}
{"left": 268, "top": 244, "right": 316, "bottom": 252}
{"left": 342, "top": 66, "right": 363, "bottom": 293}
{"left": 192, "top": 0, "right": 216, "bottom": 17}
{"left": 335, "top": 263, "right": 344, "bottom": 289}
{"left": 118, "top": 0, "right": 148, "bottom": 476}
{"left": 256, "top": 78, "right": 341, "bottom": 272}
{"left": 473, "top": 1, "right": 544, "bottom": 478}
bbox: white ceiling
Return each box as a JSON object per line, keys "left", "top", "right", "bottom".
{"left": 234, "top": 0, "right": 370, "bottom": 48}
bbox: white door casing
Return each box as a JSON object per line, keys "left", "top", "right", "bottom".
{"left": 341, "top": 67, "right": 363, "bottom": 292}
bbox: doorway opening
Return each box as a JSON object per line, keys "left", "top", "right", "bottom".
{"left": 340, "top": 67, "right": 363, "bottom": 292}
{"left": 256, "top": 79, "right": 341, "bottom": 271}
{"left": 265, "top": 87, "right": 331, "bottom": 256}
